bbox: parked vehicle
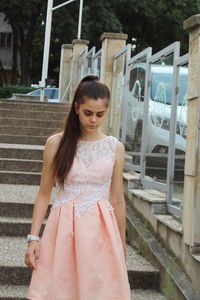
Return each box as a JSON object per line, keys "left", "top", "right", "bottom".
{"left": 27, "top": 88, "right": 59, "bottom": 102}
{"left": 125, "top": 64, "right": 188, "bottom": 154}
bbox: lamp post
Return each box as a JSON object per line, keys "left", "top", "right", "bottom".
{"left": 39, "top": 0, "right": 84, "bottom": 101}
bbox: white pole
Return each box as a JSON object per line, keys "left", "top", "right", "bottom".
{"left": 39, "top": 0, "right": 53, "bottom": 101}
{"left": 52, "top": 0, "right": 76, "bottom": 11}
{"left": 77, "top": 0, "right": 83, "bottom": 39}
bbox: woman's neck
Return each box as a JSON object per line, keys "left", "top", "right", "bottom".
{"left": 79, "top": 130, "right": 107, "bottom": 142}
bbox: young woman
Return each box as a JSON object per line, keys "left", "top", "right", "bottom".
{"left": 24, "top": 75, "right": 131, "bottom": 300}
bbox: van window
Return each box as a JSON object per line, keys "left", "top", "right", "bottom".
{"left": 151, "top": 73, "right": 187, "bottom": 105}
{"left": 129, "top": 67, "right": 145, "bottom": 99}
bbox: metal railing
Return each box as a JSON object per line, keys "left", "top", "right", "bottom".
{"left": 110, "top": 44, "right": 131, "bottom": 138}
{"left": 75, "top": 41, "right": 188, "bottom": 218}
{"left": 92, "top": 49, "right": 102, "bottom": 78}
{"left": 120, "top": 42, "right": 188, "bottom": 218}
{"left": 85, "top": 46, "right": 96, "bottom": 74}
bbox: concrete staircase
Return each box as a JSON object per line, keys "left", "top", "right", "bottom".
{"left": 0, "top": 99, "right": 167, "bottom": 299}
{"left": 0, "top": 99, "right": 70, "bottom": 184}
{"left": 0, "top": 184, "right": 167, "bottom": 300}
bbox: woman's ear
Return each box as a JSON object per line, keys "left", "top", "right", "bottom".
{"left": 74, "top": 102, "right": 79, "bottom": 114}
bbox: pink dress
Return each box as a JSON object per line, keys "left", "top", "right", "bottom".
{"left": 27, "top": 135, "right": 131, "bottom": 300}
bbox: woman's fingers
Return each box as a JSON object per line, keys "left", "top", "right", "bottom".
{"left": 24, "top": 243, "right": 39, "bottom": 269}
{"left": 29, "top": 251, "right": 37, "bottom": 269}
{"left": 34, "top": 246, "right": 40, "bottom": 262}
{"left": 24, "top": 251, "right": 34, "bottom": 269}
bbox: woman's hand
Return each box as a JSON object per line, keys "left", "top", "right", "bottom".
{"left": 24, "top": 241, "right": 40, "bottom": 269}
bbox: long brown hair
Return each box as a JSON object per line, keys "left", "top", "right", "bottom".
{"left": 53, "top": 75, "right": 110, "bottom": 190}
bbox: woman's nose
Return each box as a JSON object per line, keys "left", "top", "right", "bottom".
{"left": 91, "top": 114, "right": 97, "bottom": 122}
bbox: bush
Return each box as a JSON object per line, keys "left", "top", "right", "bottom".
{"left": 0, "top": 85, "right": 36, "bottom": 99}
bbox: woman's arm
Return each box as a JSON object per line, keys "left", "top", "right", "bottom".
{"left": 24, "top": 133, "right": 62, "bottom": 269}
{"left": 109, "top": 141, "right": 127, "bottom": 259}
{"left": 29, "top": 133, "right": 61, "bottom": 236}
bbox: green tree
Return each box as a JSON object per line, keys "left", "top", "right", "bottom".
{"left": 113, "top": 0, "right": 200, "bottom": 53}
{"left": 82, "top": 0, "right": 122, "bottom": 49}
{"left": 0, "top": 0, "right": 45, "bottom": 85}
{"left": 1, "top": 0, "right": 200, "bottom": 85}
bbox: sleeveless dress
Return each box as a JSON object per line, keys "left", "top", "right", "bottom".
{"left": 27, "top": 135, "right": 131, "bottom": 300}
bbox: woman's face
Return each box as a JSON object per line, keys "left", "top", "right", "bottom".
{"left": 75, "top": 97, "right": 109, "bottom": 133}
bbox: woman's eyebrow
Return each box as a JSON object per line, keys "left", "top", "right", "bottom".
{"left": 84, "top": 109, "right": 105, "bottom": 113}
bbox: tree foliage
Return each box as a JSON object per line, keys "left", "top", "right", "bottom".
{"left": 0, "top": 0, "right": 200, "bottom": 85}
{"left": 0, "top": 0, "right": 46, "bottom": 85}
{"left": 113, "top": 0, "right": 200, "bottom": 53}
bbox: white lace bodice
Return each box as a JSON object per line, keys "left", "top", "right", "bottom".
{"left": 52, "top": 135, "right": 118, "bottom": 217}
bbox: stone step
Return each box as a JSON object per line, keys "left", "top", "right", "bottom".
{"left": 0, "top": 237, "right": 161, "bottom": 292}
{"left": 0, "top": 117, "right": 64, "bottom": 129}
{"left": 0, "top": 99, "right": 70, "bottom": 112}
{"left": 126, "top": 202, "right": 200, "bottom": 300}
{"left": 0, "top": 134, "right": 47, "bottom": 145}
{"left": 0, "top": 158, "right": 42, "bottom": 172}
{"left": 0, "top": 108, "right": 67, "bottom": 121}
{"left": 0, "top": 144, "right": 43, "bottom": 160}
{"left": 0, "top": 184, "right": 56, "bottom": 218}
{"left": 0, "top": 216, "right": 46, "bottom": 237}
{"left": 0, "top": 201, "right": 51, "bottom": 219}
{"left": 0, "top": 171, "right": 40, "bottom": 185}
{"left": 0, "top": 125, "right": 59, "bottom": 137}
{"left": 0, "top": 286, "right": 168, "bottom": 300}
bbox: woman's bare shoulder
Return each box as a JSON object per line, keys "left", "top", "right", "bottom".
{"left": 44, "top": 132, "right": 63, "bottom": 156}
{"left": 47, "top": 132, "right": 63, "bottom": 145}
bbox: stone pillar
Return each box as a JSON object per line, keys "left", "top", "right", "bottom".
{"left": 100, "top": 33, "right": 127, "bottom": 135}
{"left": 183, "top": 14, "right": 200, "bottom": 246}
{"left": 71, "top": 39, "right": 89, "bottom": 101}
{"left": 59, "top": 44, "right": 73, "bottom": 101}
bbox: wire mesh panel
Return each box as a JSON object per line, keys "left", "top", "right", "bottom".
{"left": 123, "top": 48, "right": 152, "bottom": 172}
{"left": 141, "top": 42, "right": 180, "bottom": 198}
{"left": 167, "top": 54, "right": 188, "bottom": 216}
{"left": 145, "top": 55, "right": 175, "bottom": 184}
{"left": 78, "top": 47, "right": 88, "bottom": 81}
{"left": 85, "top": 47, "right": 96, "bottom": 75}
{"left": 110, "top": 45, "right": 131, "bottom": 139}
{"left": 93, "top": 49, "right": 102, "bottom": 78}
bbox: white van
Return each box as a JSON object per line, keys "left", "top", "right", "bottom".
{"left": 125, "top": 64, "right": 188, "bottom": 154}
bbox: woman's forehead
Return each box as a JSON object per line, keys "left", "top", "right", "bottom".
{"left": 80, "top": 98, "right": 108, "bottom": 110}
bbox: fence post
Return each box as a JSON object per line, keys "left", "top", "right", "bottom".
{"left": 71, "top": 39, "right": 89, "bottom": 100}
{"left": 100, "top": 33, "right": 127, "bottom": 135}
{"left": 59, "top": 44, "right": 73, "bottom": 101}
{"left": 183, "top": 14, "right": 200, "bottom": 246}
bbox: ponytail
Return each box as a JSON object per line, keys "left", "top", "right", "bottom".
{"left": 52, "top": 75, "right": 110, "bottom": 190}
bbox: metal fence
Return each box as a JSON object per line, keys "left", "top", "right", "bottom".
{"left": 77, "top": 41, "right": 188, "bottom": 218}
{"left": 78, "top": 46, "right": 101, "bottom": 79}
